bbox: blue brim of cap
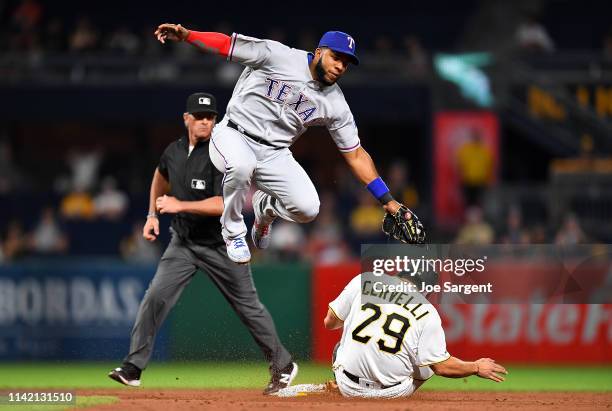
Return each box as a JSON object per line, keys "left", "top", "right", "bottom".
{"left": 328, "top": 47, "right": 360, "bottom": 65}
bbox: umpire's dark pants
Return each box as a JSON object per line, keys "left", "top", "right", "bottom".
{"left": 124, "top": 231, "right": 292, "bottom": 372}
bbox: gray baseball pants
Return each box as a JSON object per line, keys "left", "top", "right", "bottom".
{"left": 124, "top": 232, "right": 292, "bottom": 371}
{"left": 209, "top": 122, "right": 320, "bottom": 241}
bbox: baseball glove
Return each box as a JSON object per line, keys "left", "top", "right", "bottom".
{"left": 382, "top": 205, "right": 426, "bottom": 244}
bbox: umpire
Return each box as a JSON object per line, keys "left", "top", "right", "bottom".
{"left": 108, "top": 93, "right": 297, "bottom": 395}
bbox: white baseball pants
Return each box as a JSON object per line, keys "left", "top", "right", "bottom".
{"left": 333, "top": 365, "right": 431, "bottom": 399}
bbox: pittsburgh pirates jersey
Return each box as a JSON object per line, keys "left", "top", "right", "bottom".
{"left": 329, "top": 274, "right": 450, "bottom": 387}
{"left": 223, "top": 33, "right": 361, "bottom": 152}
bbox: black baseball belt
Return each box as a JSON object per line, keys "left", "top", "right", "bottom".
{"left": 227, "top": 120, "right": 280, "bottom": 149}
{"left": 342, "top": 370, "right": 402, "bottom": 389}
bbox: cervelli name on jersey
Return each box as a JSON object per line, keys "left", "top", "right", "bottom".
{"left": 329, "top": 274, "right": 450, "bottom": 388}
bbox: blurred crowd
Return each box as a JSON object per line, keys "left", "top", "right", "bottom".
{"left": 0, "top": 132, "right": 591, "bottom": 266}
{"left": 0, "top": 0, "right": 433, "bottom": 80}
{"left": 0, "top": 0, "right": 606, "bottom": 265}
{"left": 3, "top": 0, "right": 612, "bottom": 83}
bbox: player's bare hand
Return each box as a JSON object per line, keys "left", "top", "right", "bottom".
{"left": 143, "top": 216, "right": 159, "bottom": 242}
{"left": 383, "top": 200, "right": 402, "bottom": 215}
{"left": 475, "top": 358, "right": 508, "bottom": 382}
{"left": 154, "top": 23, "right": 189, "bottom": 43}
{"left": 156, "top": 195, "right": 183, "bottom": 214}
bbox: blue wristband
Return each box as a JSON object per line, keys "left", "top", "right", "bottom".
{"left": 366, "top": 177, "right": 390, "bottom": 200}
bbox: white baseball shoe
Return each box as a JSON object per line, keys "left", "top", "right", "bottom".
{"left": 251, "top": 190, "right": 274, "bottom": 249}
{"left": 225, "top": 236, "right": 251, "bottom": 264}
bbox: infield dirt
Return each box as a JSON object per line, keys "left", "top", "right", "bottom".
{"left": 75, "top": 389, "right": 611, "bottom": 411}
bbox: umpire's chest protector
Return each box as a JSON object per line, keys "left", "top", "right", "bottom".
{"left": 165, "top": 138, "right": 218, "bottom": 201}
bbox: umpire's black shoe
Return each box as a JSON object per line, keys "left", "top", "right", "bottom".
{"left": 108, "top": 362, "right": 142, "bottom": 387}
{"left": 263, "top": 362, "right": 298, "bottom": 395}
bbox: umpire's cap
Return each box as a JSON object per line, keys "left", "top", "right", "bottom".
{"left": 186, "top": 92, "right": 218, "bottom": 115}
{"left": 318, "top": 31, "right": 359, "bottom": 65}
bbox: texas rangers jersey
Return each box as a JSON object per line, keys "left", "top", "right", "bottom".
{"left": 329, "top": 274, "right": 450, "bottom": 387}
{"left": 223, "top": 33, "right": 361, "bottom": 152}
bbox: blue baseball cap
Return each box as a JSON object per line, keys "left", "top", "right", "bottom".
{"left": 318, "top": 31, "right": 359, "bottom": 65}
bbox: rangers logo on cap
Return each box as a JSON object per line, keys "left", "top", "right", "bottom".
{"left": 318, "top": 31, "right": 359, "bottom": 65}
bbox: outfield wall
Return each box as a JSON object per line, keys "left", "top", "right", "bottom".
{"left": 169, "top": 263, "right": 311, "bottom": 361}
{"left": 0, "top": 260, "right": 311, "bottom": 361}
{"left": 0, "top": 259, "right": 610, "bottom": 363}
{"left": 311, "top": 263, "right": 612, "bottom": 364}
{"left": 0, "top": 260, "right": 168, "bottom": 361}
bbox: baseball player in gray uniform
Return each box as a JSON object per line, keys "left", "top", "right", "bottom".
{"left": 324, "top": 273, "right": 508, "bottom": 398}
{"left": 155, "top": 24, "right": 409, "bottom": 263}
{"left": 108, "top": 93, "right": 296, "bottom": 395}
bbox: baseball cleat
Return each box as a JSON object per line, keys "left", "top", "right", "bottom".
{"left": 108, "top": 363, "right": 141, "bottom": 387}
{"left": 225, "top": 236, "right": 251, "bottom": 264}
{"left": 263, "top": 362, "right": 298, "bottom": 395}
{"left": 251, "top": 190, "right": 274, "bottom": 249}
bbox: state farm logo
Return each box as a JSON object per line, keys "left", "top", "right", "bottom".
{"left": 440, "top": 304, "right": 610, "bottom": 345}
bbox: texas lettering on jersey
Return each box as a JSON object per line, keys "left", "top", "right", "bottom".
{"left": 223, "top": 33, "right": 360, "bottom": 151}
{"left": 264, "top": 77, "right": 317, "bottom": 122}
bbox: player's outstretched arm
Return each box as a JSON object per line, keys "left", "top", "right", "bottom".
{"left": 342, "top": 147, "right": 426, "bottom": 244}
{"left": 341, "top": 147, "right": 401, "bottom": 214}
{"left": 430, "top": 356, "right": 508, "bottom": 382}
{"left": 154, "top": 23, "right": 232, "bottom": 57}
